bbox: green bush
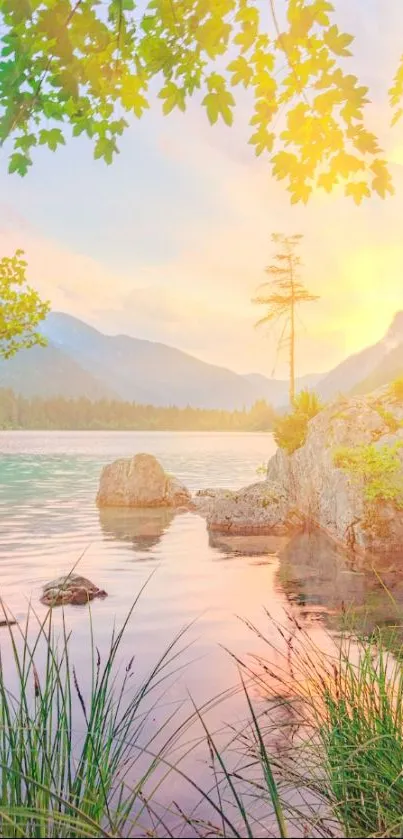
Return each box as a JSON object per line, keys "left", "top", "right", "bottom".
{"left": 274, "top": 389, "right": 323, "bottom": 454}
{"left": 333, "top": 442, "right": 403, "bottom": 505}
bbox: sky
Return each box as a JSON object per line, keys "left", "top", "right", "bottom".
{"left": 1, "top": 1, "right": 403, "bottom": 378}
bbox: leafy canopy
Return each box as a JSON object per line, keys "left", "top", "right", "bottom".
{"left": 0, "top": 250, "right": 50, "bottom": 359}
{"left": 0, "top": 0, "right": 398, "bottom": 203}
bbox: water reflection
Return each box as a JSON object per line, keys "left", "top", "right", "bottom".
{"left": 277, "top": 529, "right": 403, "bottom": 637}
{"left": 98, "top": 507, "right": 177, "bottom": 552}
{"left": 208, "top": 530, "right": 289, "bottom": 561}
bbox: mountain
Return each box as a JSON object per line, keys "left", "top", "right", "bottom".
{"left": 0, "top": 312, "right": 280, "bottom": 410}
{"left": 0, "top": 312, "right": 330, "bottom": 410}
{"left": 38, "top": 312, "right": 262, "bottom": 409}
{"left": 0, "top": 343, "right": 118, "bottom": 400}
{"left": 318, "top": 312, "right": 403, "bottom": 400}
{"left": 244, "top": 372, "right": 325, "bottom": 407}
{"left": 6, "top": 310, "right": 403, "bottom": 410}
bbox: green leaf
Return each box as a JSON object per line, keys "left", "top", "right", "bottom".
{"left": 202, "top": 88, "right": 234, "bottom": 126}
{"left": 94, "top": 136, "right": 119, "bottom": 164}
{"left": 8, "top": 152, "right": 31, "bottom": 176}
{"left": 158, "top": 82, "right": 185, "bottom": 114}
{"left": 39, "top": 128, "right": 66, "bottom": 151}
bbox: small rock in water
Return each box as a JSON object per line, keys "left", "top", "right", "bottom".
{"left": 41, "top": 574, "right": 108, "bottom": 607}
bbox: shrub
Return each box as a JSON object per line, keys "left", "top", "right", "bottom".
{"left": 333, "top": 442, "right": 403, "bottom": 505}
{"left": 274, "top": 389, "right": 323, "bottom": 454}
{"left": 374, "top": 403, "right": 400, "bottom": 432}
{"left": 389, "top": 376, "right": 403, "bottom": 403}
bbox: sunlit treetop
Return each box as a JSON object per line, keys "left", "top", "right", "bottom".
{"left": 0, "top": 0, "right": 400, "bottom": 203}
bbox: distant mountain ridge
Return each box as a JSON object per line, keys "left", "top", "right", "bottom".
{"left": 0, "top": 312, "right": 321, "bottom": 410}
{"left": 318, "top": 311, "right": 403, "bottom": 400}
{"left": 2, "top": 310, "right": 401, "bottom": 409}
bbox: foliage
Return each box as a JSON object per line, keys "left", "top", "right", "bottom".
{"left": 333, "top": 442, "right": 403, "bottom": 505}
{"left": 273, "top": 387, "right": 323, "bottom": 453}
{"left": 0, "top": 251, "right": 50, "bottom": 359}
{"left": 0, "top": 388, "right": 277, "bottom": 431}
{"left": 389, "top": 376, "right": 403, "bottom": 404}
{"left": 253, "top": 234, "right": 319, "bottom": 404}
{"left": 235, "top": 614, "right": 403, "bottom": 839}
{"left": 374, "top": 403, "right": 400, "bottom": 433}
{"left": 320, "top": 637, "right": 403, "bottom": 838}
{"left": 0, "top": 0, "right": 397, "bottom": 202}
{"left": 292, "top": 387, "right": 322, "bottom": 417}
{"left": 0, "top": 595, "right": 189, "bottom": 837}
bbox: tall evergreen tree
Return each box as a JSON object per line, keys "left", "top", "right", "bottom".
{"left": 253, "top": 234, "right": 319, "bottom": 405}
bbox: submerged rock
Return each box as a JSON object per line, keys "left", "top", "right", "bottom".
{"left": 41, "top": 575, "right": 108, "bottom": 607}
{"left": 96, "top": 453, "right": 191, "bottom": 508}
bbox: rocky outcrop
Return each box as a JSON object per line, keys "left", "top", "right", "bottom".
{"left": 194, "top": 481, "right": 304, "bottom": 535}
{"left": 41, "top": 575, "right": 107, "bottom": 607}
{"left": 96, "top": 454, "right": 191, "bottom": 508}
{"left": 193, "top": 388, "right": 403, "bottom": 554}
{"left": 267, "top": 388, "right": 403, "bottom": 554}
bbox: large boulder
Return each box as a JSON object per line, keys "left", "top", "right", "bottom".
{"left": 96, "top": 453, "right": 191, "bottom": 508}
{"left": 267, "top": 389, "right": 403, "bottom": 554}
{"left": 195, "top": 481, "right": 304, "bottom": 536}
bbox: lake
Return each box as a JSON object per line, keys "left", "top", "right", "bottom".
{"left": 0, "top": 430, "right": 397, "bottom": 834}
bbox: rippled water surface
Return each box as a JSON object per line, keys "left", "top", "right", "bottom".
{"left": 0, "top": 430, "right": 378, "bottom": 831}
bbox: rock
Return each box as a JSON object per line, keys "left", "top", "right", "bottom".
{"left": 193, "top": 488, "right": 234, "bottom": 516}
{"left": 201, "top": 480, "right": 304, "bottom": 536}
{"left": 96, "top": 453, "right": 191, "bottom": 508}
{"left": 41, "top": 574, "right": 108, "bottom": 607}
{"left": 267, "top": 392, "right": 403, "bottom": 554}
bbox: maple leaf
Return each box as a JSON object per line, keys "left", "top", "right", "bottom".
{"left": 345, "top": 181, "right": 371, "bottom": 204}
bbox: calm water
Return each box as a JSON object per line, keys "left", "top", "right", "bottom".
{"left": 0, "top": 430, "right": 390, "bottom": 832}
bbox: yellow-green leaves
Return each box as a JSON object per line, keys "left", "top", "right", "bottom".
{"left": 121, "top": 76, "right": 149, "bottom": 117}
{"left": 39, "top": 128, "right": 66, "bottom": 151}
{"left": 158, "top": 82, "right": 186, "bottom": 114}
{"left": 227, "top": 55, "right": 253, "bottom": 87}
{"left": 203, "top": 73, "right": 235, "bottom": 125}
{"left": 390, "top": 53, "right": 403, "bottom": 124}
{"left": 0, "top": 250, "right": 50, "bottom": 359}
{"left": 0, "top": 0, "right": 397, "bottom": 204}
{"left": 371, "top": 159, "right": 394, "bottom": 199}
{"left": 323, "top": 23, "right": 353, "bottom": 56}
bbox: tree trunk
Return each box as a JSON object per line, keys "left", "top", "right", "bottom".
{"left": 289, "top": 258, "right": 295, "bottom": 407}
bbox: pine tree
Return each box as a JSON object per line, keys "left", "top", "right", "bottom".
{"left": 253, "top": 234, "right": 319, "bottom": 405}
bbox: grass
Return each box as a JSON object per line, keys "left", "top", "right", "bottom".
{"left": 229, "top": 612, "right": 403, "bottom": 839}
{"left": 0, "top": 586, "right": 196, "bottom": 838}
{"left": 1, "top": 584, "right": 403, "bottom": 838}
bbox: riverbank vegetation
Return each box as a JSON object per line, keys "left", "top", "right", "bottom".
{"left": 0, "top": 389, "right": 276, "bottom": 432}
{"left": 2, "top": 595, "right": 403, "bottom": 838}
